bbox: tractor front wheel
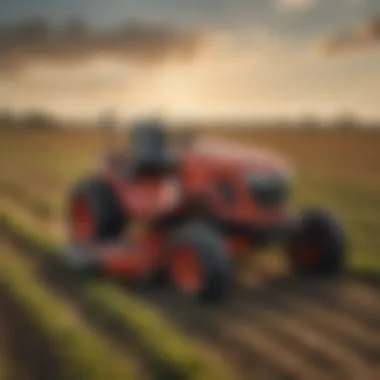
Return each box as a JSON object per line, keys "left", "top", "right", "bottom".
{"left": 167, "top": 222, "right": 232, "bottom": 303}
{"left": 285, "top": 209, "right": 346, "bottom": 276}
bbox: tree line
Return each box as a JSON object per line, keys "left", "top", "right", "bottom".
{"left": 0, "top": 108, "right": 378, "bottom": 131}
{"left": 0, "top": 109, "right": 59, "bottom": 130}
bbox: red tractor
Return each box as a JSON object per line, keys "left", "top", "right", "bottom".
{"left": 66, "top": 120, "right": 346, "bottom": 303}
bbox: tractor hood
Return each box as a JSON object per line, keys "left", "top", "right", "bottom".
{"left": 186, "top": 138, "right": 294, "bottom": 177}
{"left": 176, "top": 138, "right": 294, "bottom": 224}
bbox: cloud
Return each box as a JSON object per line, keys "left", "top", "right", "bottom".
{"left": 1, "top": 19, "right": 379, "bottom": 121}
{"left": 316, "top": 15, "right": 380, "bottom": 55}
{"left": 277, "top": 0, "right": 317, "bottom": 10}
{"left": 347, "top": 0, "right": 365, "bottom": 6}
{"left": 0, "top": 18, "right": 208, "bottom": 75}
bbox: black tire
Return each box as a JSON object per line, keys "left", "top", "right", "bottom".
{"left": 68, "top": 177, "right": 126, "bottom": 243}
{"left": 167, "top": 221, "right": 232, "bottom": 303}
{"left": 286, "top": 209, "right": 346, "bottom": 276}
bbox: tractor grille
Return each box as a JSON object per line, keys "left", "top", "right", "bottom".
{"left": 246, "top": 173, "right": 289, "bottom": 209}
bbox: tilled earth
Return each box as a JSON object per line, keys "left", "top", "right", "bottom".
{"left": 135, "top": 274, "right": 380, "bottom": 380}
{"left": 2, "top": 223, "right": 380, "bottom": 380}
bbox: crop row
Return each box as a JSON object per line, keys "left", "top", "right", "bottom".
{"left": 0, "top": 245, "right": 133, "bottom": 380}
{"left": 0, "top": 207, "right": 234, "bottom": 380}
{"left": 0, "top": 177, "right": 53, "bottom": 219}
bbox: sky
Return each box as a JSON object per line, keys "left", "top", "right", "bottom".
{"left": 0, "top": 0, "right": 379, "bottom": 121}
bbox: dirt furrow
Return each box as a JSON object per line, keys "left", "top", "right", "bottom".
{"left": 305, "top": 282, "right": 380, "bottom": 332}
{"left": 226, "top": 298, "right": 376, "bottom": 380}
{"left": 274, "top": 294, "right": 380, "bottom": 362}
{"left": 2, "top": 202, "right": 380, "bottom": 380}
{"left": 135, "top": 274, "right": 380, "bottom": 380}
{"left": 135, "top": 287, "right": 337, "bottom": 380}
{"left": 220, "top": 317, "right": 331, "bottom": 380}
{"left": 262, "top": 277, "right": 380, "bottom": 331}
{"left": 334, "top": 280, "right": 380, "bottom": 316}
{"left": 234, "top": 282, "right": 380, "bottom": 363}
{"left": 133, "top": 288, "right": 285, "bottom": 380}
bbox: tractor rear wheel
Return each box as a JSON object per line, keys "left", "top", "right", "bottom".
{"left": 285, "top": 209, "right": 346, "bottom": 276}
{"left": 167, "top": 221, "right": 232, "bottom": 303}
{"left": 68, "top": 177, "right": 126, "bottom": 244}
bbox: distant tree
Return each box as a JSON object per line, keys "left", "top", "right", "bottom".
{"left": 301, "top": 114, "right": 320, "bottom": 130}
{"left": 0, "top": 108, "right": 15, "bottom": 129}
{"left": 98, "top": 110, "right": 118, "bottom": 131}
{"left": 20, "top": 110, "right": 56, "bottom": 130}
{"left": 333, "top": 112, "right": 359, "bottom": 130}
{"left": 368, "top": 120, "right": 380, "bottom": 129}
{"left": 12, "top": 18, "right": 50, "bottom": 43}
{"left": 64, "top": 18, "right": 90, "bottom": 40}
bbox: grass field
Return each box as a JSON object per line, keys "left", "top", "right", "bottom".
{"left": 1, "top": 128, "right": 380, "bottom": 380}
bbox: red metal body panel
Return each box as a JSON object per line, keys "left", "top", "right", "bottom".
{"left": 178, "top": 151, "right": 290, "bottom": 226}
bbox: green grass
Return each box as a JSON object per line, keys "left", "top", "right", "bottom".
{"left": 0, "top": 177, "right": 53, "bottom": 219}
{"left": 0, "top": 245, "right": 133, "bottom": 380}
{"left": 0, "top": 210, "right": 235, "bottom": 380}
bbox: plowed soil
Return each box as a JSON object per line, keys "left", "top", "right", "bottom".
{"left": 2, "top": 223, "right": 380, "bottom": 380}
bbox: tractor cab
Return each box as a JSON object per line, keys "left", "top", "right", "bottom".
{"left": 127, "top": 119, "right": 177, "bottom": 178}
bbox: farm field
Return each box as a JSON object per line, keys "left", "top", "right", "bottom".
{"left": 1, "top": 128, "right": 380, "bottom": 380}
